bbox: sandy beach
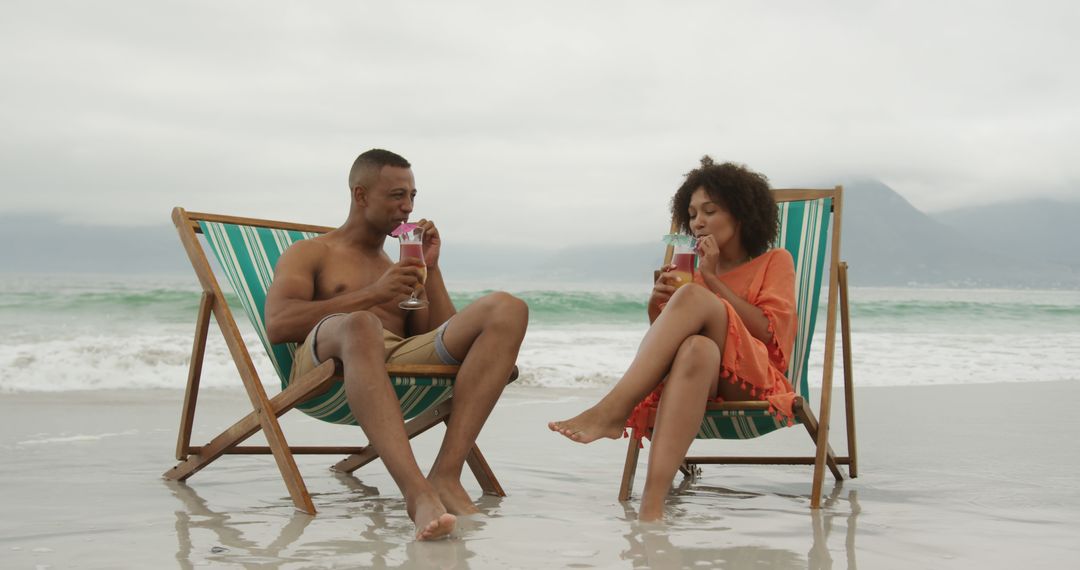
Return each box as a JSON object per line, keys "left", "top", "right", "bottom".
{"left": 2, "top": 381, "right": 1078, "bottom": 569}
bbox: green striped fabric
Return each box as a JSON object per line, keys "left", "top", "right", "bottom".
{"left": 198, "top": 221, "right": 455, "bottom": 425}
{"left": 695, "top": 197, "right": 832, "bottom": 439}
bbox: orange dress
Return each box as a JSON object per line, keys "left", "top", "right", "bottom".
{"left": 626, "top": 248, "right": 798, "bottom": 439}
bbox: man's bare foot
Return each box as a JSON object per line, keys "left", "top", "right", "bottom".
{"left": 548, "top": 405, "right": 625, "bottom": 444}
{"left": 429, "top": 475, "right": 481, "bottom": 516}
{"left": 407, "top": 492, "right": 456, "bottom": 541}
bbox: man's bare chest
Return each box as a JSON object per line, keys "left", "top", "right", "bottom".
{"left": 313, "top": 251, "right": 392, "bottom": 301}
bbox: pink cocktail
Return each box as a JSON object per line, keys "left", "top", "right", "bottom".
{"left": 397, "top": 227, "right": 428, "bottom": 310}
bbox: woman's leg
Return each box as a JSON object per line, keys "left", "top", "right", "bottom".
{"left": 549, "top": 285, "right": 730, "bottom": 443}
{"left": 638, "top": 335, "right": 722, "bottom": 521}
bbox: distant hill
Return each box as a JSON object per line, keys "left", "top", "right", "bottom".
{"left": 933, "top": 199, "right": 1080, "bottom": 269}
{"left": 0, "top": 214, "right": 189, "bottom": 274}
{"left": 839, "top": 180, "right": 1079, "bottom": 287}
{"left": 3, "top": 184, "right": 1078, "bottom": 288}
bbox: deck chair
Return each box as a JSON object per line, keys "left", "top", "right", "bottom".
{"left": 164, "top": 208, "right": 512, "bottom": 514}
{"left": 618, "top": 187, "right": 857, "bottom": 509}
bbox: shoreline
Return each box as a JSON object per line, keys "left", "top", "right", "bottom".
{"left": 2, "top": 382, "right": 1078, "bottom": 568}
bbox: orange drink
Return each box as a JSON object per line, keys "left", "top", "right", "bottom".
{"left": 671, "top": 251, "right": 695, "bottom": 288}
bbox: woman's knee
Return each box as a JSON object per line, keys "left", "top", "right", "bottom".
{"left": 667, "top": 285, "right": 727, "bottom": 325}
{"left": 668, "top": 283, "right": 712, "bottom": 309}
{"left": 670, "top": 335, "right": 721, "bottom": 378}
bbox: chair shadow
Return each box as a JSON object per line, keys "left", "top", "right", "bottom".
{"left": 620, "top": 483, "right": 861, "bottom": 569}
{"left": 165, "top": 473, "right": 480, "bottom": 569}
{"left": 166, "top": 479, "right": 315, "bottom": 569}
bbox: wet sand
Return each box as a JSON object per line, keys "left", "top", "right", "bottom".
{"left": 1, "top": 381, "right": 1078, "bottom": 568}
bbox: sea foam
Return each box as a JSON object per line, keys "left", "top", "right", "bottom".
{"left": 2, "top": 275, "right": 1078, "bottom": 392}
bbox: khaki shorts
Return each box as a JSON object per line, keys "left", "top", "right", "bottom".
{"left": 288, "top": 313, "right": 461, "bottom": 386}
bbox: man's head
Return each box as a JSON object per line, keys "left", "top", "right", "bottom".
{"left": 348, "top": 148, "right": 412, "bottom": 191}
{"left": 348, "top": 149, "right": 417, "bottom": 235}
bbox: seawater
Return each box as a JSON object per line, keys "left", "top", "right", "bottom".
{"left": 2, "top": 274, "right": 1079, "bottom": 392}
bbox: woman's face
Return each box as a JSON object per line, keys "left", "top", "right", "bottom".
{"left": 688, "top": 187, "right": 740, "bottom": 251}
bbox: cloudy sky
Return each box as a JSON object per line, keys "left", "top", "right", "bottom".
{"left": 1, "top": 0, "right": 1077, "bottom": 247}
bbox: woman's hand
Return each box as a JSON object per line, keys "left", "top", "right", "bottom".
{"left": 696, "top": 235, "right": 720, "bottom": 275}
{"left": 650, "top": 264, "right": 678, "bottom": 306}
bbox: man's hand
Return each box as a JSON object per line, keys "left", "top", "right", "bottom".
{"left": 370, "top": 260, "right": 426, "bottom": 304}
{"left": 416, "top": 218, "right": 441, "bottom": 268}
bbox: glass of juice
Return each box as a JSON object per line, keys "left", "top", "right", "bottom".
{"left": 670, "top": 239, "right": 696, "bottom": 288}
{"left": 397, "top": 226, "right": 428, "bottom": 310}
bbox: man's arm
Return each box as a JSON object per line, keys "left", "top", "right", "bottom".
{"left": 264, "top": 240, "right": 412, "bottom": 344}
{"left": 406, "top": 219, "right": 456, "bottom": 334}
{"left": 414, "top": 265, "right": 457, "bottom": 333}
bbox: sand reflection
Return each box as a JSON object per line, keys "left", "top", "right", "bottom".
{"left": 620, "top": 484, "right": 860, "bottom": 569}
{"left": 165, "top": 474, "right": 481, "bottom": 569}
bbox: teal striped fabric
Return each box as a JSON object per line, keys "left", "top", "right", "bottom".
{"left": 695, "top": 197, "right": 832, "bottom": 440}
{"left": 198, "top": 221, "right": 455, "bottom": 425}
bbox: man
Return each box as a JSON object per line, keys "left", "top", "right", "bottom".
{"left": 264, "top": 149, "right": 528, "bottom": 540}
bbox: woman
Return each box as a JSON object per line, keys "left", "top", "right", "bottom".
{"left": 549, "top": 157, "right": 798, "bottom": 522}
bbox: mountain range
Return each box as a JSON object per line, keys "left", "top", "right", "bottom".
{"left": 2, "top": 181, "right": 1078, "bottom": 288}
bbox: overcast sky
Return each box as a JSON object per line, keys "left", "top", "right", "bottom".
{"left": 1, "top": 1, "right": 1077, "bottom": 247}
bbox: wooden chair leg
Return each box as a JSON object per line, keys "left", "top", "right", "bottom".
{"left": 331, "top": 398, "right": 454, "bottom": 473}
{"left": 839, "top": 262, "right": 858, "bottom": 478}
{"left": 678, "top": 461, "right": 693, "bottom": 478}
{"left": 465, "top": 444, "right": 505, "bottom": 497}
{"left": 260, "top": 403, "right": 316, "bottom": 514}
{"left": 164, "top": 360, "right": 338, "bottom": 514}
{"left": 176, "top": 292, "right": 213, "bottom": 461}
{"left": 619, "top": 431, "right": 641, "bottom": 501}
{"left": 332, "top": 398, "right": 507, "bottom": 497}
{"left": 796, "top": 401, "right": 844, "bottom": 482}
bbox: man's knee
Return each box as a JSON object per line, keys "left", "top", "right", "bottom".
{"left": 479, "top": 291, "right": 529, "bottom": 332}
{"left": 342, "top": 311, "right": 383, "bottom": 341}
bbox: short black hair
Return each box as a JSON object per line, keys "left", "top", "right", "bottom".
{"left": 670, "top": 156, "right": 778, "bottom": 257}
{"left": 348, "top": 149, "right": 411, "bottom": 190}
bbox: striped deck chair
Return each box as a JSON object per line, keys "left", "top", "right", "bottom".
{"left": 618, "top": 187, "right": 857, "bottom": 509}
{"left": 164, "top": 208, "right": 511, "bottom": 515}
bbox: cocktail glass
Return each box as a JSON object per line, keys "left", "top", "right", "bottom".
{"left": 398, "top": 226, "right": 428, "bottom": 310}
{"left": 670, "top": 239, "right": 696, "bottom": 288}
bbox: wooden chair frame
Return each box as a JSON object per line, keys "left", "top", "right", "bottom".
{"left": 618, "top": 187, "right": 857, "bottom": 509}
{"left": 164, "top": 208, "right": 506, "bottom": 515}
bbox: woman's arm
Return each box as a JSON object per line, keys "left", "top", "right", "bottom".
{"left": 698, "top": 272, "right": 773, "bottom": 344}
{"left": 648, "top": 264, "right": 678, "bottom": 324}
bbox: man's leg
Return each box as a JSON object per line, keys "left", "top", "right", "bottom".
{"left": 427, "top": 292, "right": 528, "bottom": 515}
{"left": 315, "top": 311, "right": 455, "bottom": 540}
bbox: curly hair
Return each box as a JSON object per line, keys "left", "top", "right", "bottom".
{"left": 670, "top": 156, "right": 778, "bottom": 257}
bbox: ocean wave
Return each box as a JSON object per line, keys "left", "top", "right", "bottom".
{"left": 5, "top": 284, "right": 1080, "bottom": 329}
{"left": 3, "top": 277, "right": 1079, "bottom": 392}
{"left": 2, "top": 324, "right": 1078, "bottom": 393}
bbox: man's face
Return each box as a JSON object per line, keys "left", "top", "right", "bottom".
{"left": 361, "top": 166, "right": 416, "bottom": 234}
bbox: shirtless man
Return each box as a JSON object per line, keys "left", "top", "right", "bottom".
{"left": 264, "top": 149, "right": 528, "bottom": 540}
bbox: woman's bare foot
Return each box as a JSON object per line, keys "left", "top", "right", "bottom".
{"left": 407, "top": 492, "right": 456, "bottom": 541}
{"left": 638, "top": 504, "right": 665, "bottom": 523}
{"left": 548, "top": 405, "right": 626, "bottom": 443}
{"left": 429, "top": 475, "right": 481, "bottom": 516}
